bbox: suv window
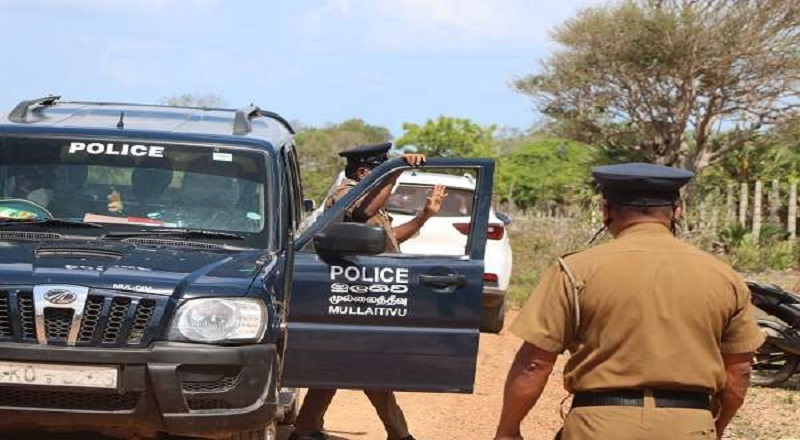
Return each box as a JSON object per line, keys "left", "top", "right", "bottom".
{"left": 0, "top": 136, "right": 269, "bottom": 240}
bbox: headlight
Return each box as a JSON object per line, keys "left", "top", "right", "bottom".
{"left": 169, "top": 298, "right": 267, "bottom": 343}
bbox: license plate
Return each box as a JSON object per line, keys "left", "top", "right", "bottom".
{"left": 0, "top": 361, "right": 118, "bottom": 389}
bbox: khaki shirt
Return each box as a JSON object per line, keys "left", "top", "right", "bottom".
{"left": 511, "top": 222, "right": 765, "bottom": 394}
{"left": 324, "top": 179, "right": 400, "bottom": 253}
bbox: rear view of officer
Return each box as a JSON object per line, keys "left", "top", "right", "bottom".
{"left": 495, "top": 163, "right": 766, "bottom": 440}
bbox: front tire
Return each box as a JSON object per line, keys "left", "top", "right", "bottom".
{"left": 480, "top": 299, "right": 506, "bottom": 334}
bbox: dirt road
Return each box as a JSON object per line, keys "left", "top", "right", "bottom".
{"left": 9, "top": 311, "right": 566, "bottom": 440}
{"left": 286, "top": 310, "right": 566, "bottom": 440}
{"left": 9, "top": 310, "right": 798, "bottom": 440}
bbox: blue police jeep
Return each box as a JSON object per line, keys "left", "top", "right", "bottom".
{"left": 0, "top": 97, "right": 495, "bottom": 439}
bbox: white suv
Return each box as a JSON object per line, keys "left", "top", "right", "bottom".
{"left": 314, "top": 171, "right": 513, "bottom": 332}
{"left": 386, "top": 171, "right": 512, "bottom": 333}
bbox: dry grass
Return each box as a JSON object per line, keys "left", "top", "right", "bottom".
{"left": 506, "top": 215, "right": 602, "bottom": 305}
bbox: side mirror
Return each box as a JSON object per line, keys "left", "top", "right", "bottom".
{"left": 495, "top": 211, "right": 512, "bottom": 226}
{"left": 303, "top": 199, "right": 316, "bottom": 213}
{"left": 314, "top": 222, "right": 386, "bottom": 255}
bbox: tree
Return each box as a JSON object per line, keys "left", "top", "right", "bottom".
{"left": 295, "top": 119, "right": 392, "bottom": 202}
{"left": 161, "top": 93, "right": 227, "bottom": 108}
{"left": 497, "top": 137, "right": 596, "bottom": 209}
{"left": 395, "top": 117, "right": 496, "bottom": 158}
{"left": 515, "top": 0, "right": 800, "bottom": 172}
{"left": 699, "top": 117, "right": 800, "bottom": 187}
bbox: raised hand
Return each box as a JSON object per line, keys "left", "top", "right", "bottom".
{"left": 423, "top": 184, "right": 448, "bottom": 217}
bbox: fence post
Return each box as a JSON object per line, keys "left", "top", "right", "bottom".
{"left": 725, "top": 183, "right": 735, "bottom": 226}
{"left": 739, "top": 183, "right": 748, "bottom": 227}
{"left": 790, "top": 181, "right": 797, "bottom": 243}
{"left": 708, "top": 188, "right": 719, "bottom": 232}
{"left": 753, "top": 180, "right": 762, "bottom": 241}
{"left": 699, "top": 198, "right": 707, "bottom": 230}
{"left": 769, "top": 179, "right": 781, "bottom": 224}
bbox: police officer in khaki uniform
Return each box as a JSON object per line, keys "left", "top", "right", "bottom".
{"left": 494, "top": 163, "right": 766, "bottom": 440}
{"left": 290, "top": 142, "right": 447, "bottom": 440}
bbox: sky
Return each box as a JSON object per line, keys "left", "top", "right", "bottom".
{"left": 0, "top": 0, "right": 603, "bottom": 138}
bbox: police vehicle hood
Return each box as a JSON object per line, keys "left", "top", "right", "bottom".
{"left": 0, "top": 239, "right": 270, "bottom": 297}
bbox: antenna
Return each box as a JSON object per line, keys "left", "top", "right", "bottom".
{"left": 116, "top": 111, "right": 125, "bottom": 129}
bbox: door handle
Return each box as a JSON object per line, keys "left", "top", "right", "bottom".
{"left": 419, "top": 274, "right": 467, "bottom": 289}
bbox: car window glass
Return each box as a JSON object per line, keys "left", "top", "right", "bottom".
{"left": 388, "top": 185, "right": 473, "bottom": 217}
{"left": 309, "top": 167, "right": 486, "bottom": 257}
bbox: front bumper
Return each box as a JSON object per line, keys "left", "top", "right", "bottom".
{"left": 0, "top": 341, "right": 279, "bottom": 439}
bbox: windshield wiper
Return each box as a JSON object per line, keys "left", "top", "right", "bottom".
{"left": 0, "top": 218, "right": 105, "bottom": 229}
{"left": 105, "top": 228, "right": 245, "bottom": 240}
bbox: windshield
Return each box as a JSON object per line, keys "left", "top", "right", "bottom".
{"left": 0, "top": 136, "right": 269, "bottom": 242}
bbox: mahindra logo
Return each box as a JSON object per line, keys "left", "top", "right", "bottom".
{"left": 43, "top": 289, "right": 77, "bottom": 305}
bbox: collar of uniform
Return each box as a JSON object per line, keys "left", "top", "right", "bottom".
{"left": 616, "top": 222, "right": 671, "bottom": 239}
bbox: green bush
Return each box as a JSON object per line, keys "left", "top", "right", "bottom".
{"left": 507, "top": 215, "right": 601, "bottom": 306}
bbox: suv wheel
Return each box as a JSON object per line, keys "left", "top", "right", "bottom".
{"left": 480, "top": 299, "right": 505, "bottom": 333}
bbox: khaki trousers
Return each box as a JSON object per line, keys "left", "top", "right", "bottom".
{"left": 294, "top": 388, "right": 410, "bottom": 440}
{"left": 560, "top": 393, "right": 717, "bottom": 440}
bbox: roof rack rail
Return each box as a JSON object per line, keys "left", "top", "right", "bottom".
{"left": 233, "top": 104, "right": 296, "bottom": 135}
{"left": 260, "top": 109, "right": 296, "bottom": 134}
{"left": 8, "top": 95, "right": 61, "bottom": 123}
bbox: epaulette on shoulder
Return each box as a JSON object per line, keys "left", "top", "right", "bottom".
{"left": 557, "top": 251, "right": 585, "bottom": 334}
{"left": 558, "top": 250, "right": 587, "bottom": 262}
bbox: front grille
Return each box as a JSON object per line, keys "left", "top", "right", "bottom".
{"left": 0, "top": 289, "right": 164, "bottom": 347}
{"left": 0, "top": 389, "right": 141, "bottom": 411}
{"left": 79, "top": 295, "right": 160, "bottom": 347}
{"left": 0, "top": 294, "right": 11, "bottom": 337}
{"left": 44, "top": 308, "right": 74, "bottom": 343}
{"left": 77, "top": 296, "right": 104, "bottom": 343}
{"left": 186, "top": 397, "right": 236, "bottom": 411}
{"left": 101, "top": 297, "right": 132, "bottom": 344}
{"left": 128, "top": 300, "right": 157, "bottom": 345}
{"left": 18, "top": 292, "right": 37, "bottom": 339}
{"left": 182, "top": 373, "right": 241, "bottom": 394}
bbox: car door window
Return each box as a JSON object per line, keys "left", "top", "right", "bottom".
{"left": 314, "top": 168, "right": 482, "bottom": 257}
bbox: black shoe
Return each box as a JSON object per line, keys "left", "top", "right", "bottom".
{"left": 289, "top": 431, "right": 330, "bottom": 440}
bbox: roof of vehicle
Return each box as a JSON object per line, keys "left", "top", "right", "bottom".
{"left": 397, "top": 171, "right": 476, "bottom": 190}
{"left": 0, "top": 96, "right": 295, "bottom": 148}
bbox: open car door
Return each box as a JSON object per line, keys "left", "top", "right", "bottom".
{"left": 283, "top": 158, "right": 494, "bottom": 393}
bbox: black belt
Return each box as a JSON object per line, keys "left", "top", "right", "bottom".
{"left": 572, "top": 389, "right": 711, "bottom": 410}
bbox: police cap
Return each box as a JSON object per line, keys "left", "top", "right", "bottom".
{"left": 592, "top": 162, "right": 694, "bottom": 206}
{"left": 339, "top": 142, "right": 392, "bottom": 167}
